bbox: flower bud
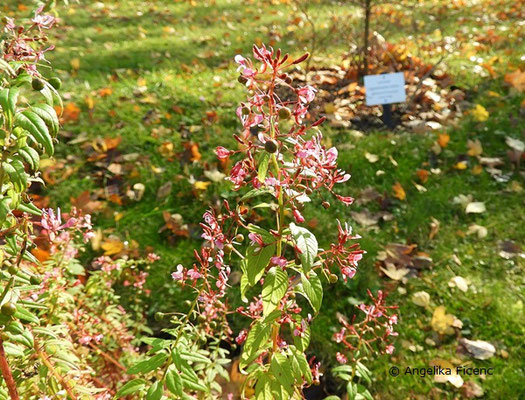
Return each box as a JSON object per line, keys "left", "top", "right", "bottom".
{"left": 264, "top": 139, "right": 278, "bottom": 154}
{"left": 238, "top": 76, "right": 248, "bottom": 84}
{"left": 285, "top": 76, "right": 293, "bottom": 84}
{"left": 29, "top": 275, "right": 41, "bottom": 285}
{"left": 184, "top": 300, "right": 192, "bottom": 307}
{"left": 329, "top": 274, "right": 339, "bottom": 283}
{"left": 224, "top": 243, "right": 234, "bottom": 254}
{"left": 235, "top": 234, "right": 244, "bottom": 242}
{"left": 154, "top": 312, "right": 164, "bottom": 321}
{"left": 322, "top": 201, "right": 331, "bottom": 209}
{"left": 241, "top": 106, "right": 250, "bottom": 115}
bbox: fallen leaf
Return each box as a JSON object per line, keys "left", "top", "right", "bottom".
{"left": 505, "top": 136, "right": 525, "bottom": 152}
{"left": 467, "top": 139, "right": 483, "bottom": 156}
{"left": 101, "top": 238, "right": 124, "bottom": 256}
{"left": 416, "top": 169, "right": 429, "bottom": 183}
{"left": 459, "top": 338, "right": 496, "bottom": 360}
{"left": 431, "top": 306, "right": 459, "bottom": 335}
{"left": 438, "top": 133, "right": 450, "bottom": 148}
{"left": 471, "top": 104, "right": 489, "bottom": 122}
{"left": 365, "top": 152, "right": 379, "bottom": 163}
{"left": 380, "top": 264, "right": 409, "bottom": 281}
{"left": 504, "top": 69, "right": 525, "bottom": 92}
{"left": 461, "top": 381, "right": 484, "bottom": 398}
{"left": 429, "top": 217, "right": 440, "bottom": 240}
{"left": 454, "top": 161, "right": 468, "bottom": 170}
{"left": 466, "top": 224, "right": 488, "bottom": 238}
{"left": 157, "top": 181, "right": 172, "bottom": 199}
{"left": 465, "top": 202, "right": 486, "bottom": 213}
{"left": 448, "top": 276, "right": 469, "bottom": 292}
{"left": 70, "top": 58, "right": 80, "bottom": 70}
{"left": 430, "top": 359, "right": 464, "bottom": 388}
{"left": 392, "top": 182, "right": 406, "bottom": 200}
{"left": 412, "top": 291, "right": 430, "bottom": 307}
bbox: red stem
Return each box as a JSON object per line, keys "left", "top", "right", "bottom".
{"left": 0, "top": 337, "right": 19, "bottom": 400}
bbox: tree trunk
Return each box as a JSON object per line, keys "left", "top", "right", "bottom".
{"left": 363, "top": 0, "right": 372, "bottom": 76}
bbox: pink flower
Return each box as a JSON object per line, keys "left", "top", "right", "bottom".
{"left": 271, "top": 257, "right": 287, "bottom": 267}
{"left": 147, "top": 253, "right": 160, "bottom": 263}
{"left": 333, "top": 328, "right": 346, "bottom": 343}
{"left": 187, "top": 268, "right": 202, "bottom": 281}
{"left": 171, "top": 264, "right": 185, "bottom": 281}
{"left": 336, "top": 352, "right": 348, "bottom": 364}
{"left": 248, "top": 233, "right": 264, "bottom": 247}
{"left": 235, "top": 329, "right": 248, "bottom": 345}
{"left": 297, "top": 85, "right": 317, "bottom": 103}
{"left": 341, "top": 267, "right": 356, "bottom": 281}
{"left": 215, "top": 146, "right": 231, "bottom": 160}
{"left": 385, "top": 345, "right": 395, "bottom": 354}
{"left": 79, "top": 335, "right": 92, "bottom": 345}
{"left": 336, "top": 194, "right": 354, "bottom": 206}
{"left": 292, "top": 209, "right": 305, "bottom": 223}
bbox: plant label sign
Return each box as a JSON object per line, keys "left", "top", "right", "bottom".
{"left": 364, "top": 72, "right": 406, "bottom": 106}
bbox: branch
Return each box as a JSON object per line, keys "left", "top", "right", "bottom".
{"left": 0, "top": 337, "right": 19, "bottom": 400}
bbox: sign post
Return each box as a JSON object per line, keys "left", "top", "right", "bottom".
{"left": 364, "top": 72, "right": 406, "bottom": 129}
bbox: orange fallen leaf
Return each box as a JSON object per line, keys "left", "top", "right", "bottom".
{"left": 58, "top": 102, "right": 81, "bottom": 123}
{"left": 392, "top": 182, "right": 406, "bottom": 200}
{"left": 437, "top": 133, "right": 450, "bottom": 148}
{"left": 98, "top": 87, "right": 113, "bottom": 97}
{"left": 101, "top": 239, "right": 124, "bottom": 256}
{"left": 416, "top": 169, "right": 429, "bottom": 183}
{"left": 504, "top": 69, "right": 525, "bottom": 92}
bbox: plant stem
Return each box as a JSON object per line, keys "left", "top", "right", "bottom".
{"left": 0, "top": 337, "right": 19, "bottom": 400}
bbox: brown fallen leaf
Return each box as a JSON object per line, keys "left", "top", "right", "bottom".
{"left": 459, "top": 338, "right": 495, "bottom": 360}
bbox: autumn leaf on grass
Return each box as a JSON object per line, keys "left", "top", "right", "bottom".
{"left": 504, "top": 69, "right": 525, "bottom": 92}
{"left": 437, "top": 133, "right": 450, "bottom": 148}
{"left": 392, "top": 182, "right": 406, "bottom": 200}
{"left": 416, "top": 169, "right": 429, "bottom": 183}
{"left": 101, "top": 238, "right": 125, "bottom": 256}
{"left": 70, "top": 57, "right": 80, "bottom": 71}
{"left": 471, "top": 104, "right": 489, "bottom": 122}
{"left": 98, "top": 87, "right": 113, "bottom": 97}
{"left": 467, "top": 139, "right": 483, "bottom": 156}
{"left": 57, "top": 102, "right": 81, "bottom": 123}
{"left": 448, "top": 276, "right": 469, "bottom": 292}
{"left": 430, "top": 359, "right": 463, "bottom": 388}
{"left": 412, "top": 291, "right": 430, "bottom": 307}
{"left": 465, "top": 201, "right": 486, "bottom": 214}
{"left": 380, "top": 264, "right": 409, "bottom": 281}
{"left": 459, "top": 338, "right": 496, "bottom": 360}
{"left": 431, "top": 305, "right": 461, "bottom": 335}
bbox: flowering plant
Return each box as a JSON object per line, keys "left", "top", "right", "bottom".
{"left": 124, "top": 44, "right": 366, "bottom": 399}
{"left": 0, "top": 6, "right": 149, "bottom": 398}
{"left": 332, "top": 289, "right": 398, "bottom": 399}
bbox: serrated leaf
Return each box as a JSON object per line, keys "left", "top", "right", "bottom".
{"left": 270, "top": 353, "right": 294, "bottom": 396}
{"left": 245, "top": 243, "right": 276, "bottom": 286}
{"left": 296, "top": 271, "right": 323, "bottom": 313}
{"left": 289, "top": 223, "right": 318, "bottom": 272}
{"left": 165, "top": 366, "right": 183, "bottom": 395}
{"left": 146, "top": 381, "right": 163, "bottom": 400}
{"left": 262, "top": 267, "right": 288, "bottom": 316}
{"left": 240, "top": 320, "right": 272, "bottom": 368}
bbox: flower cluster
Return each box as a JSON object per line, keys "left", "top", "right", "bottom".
{"left": 1, "top": 6, "right": 56, "bottom": 75}
{"left": 333, "top": 289, "right": 398, "bottom": 363}
{"left": 215, "top": 44, "right": 354, "bottom": 212}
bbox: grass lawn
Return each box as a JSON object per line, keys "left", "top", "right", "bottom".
{"left": 5, "top": 0, "right": 523, "bottom": 398}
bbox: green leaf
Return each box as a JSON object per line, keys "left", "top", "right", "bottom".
{"left": 240, "top": 272, "right": 249, "bottom": 303}
{"left": 290, "top": 346, "right": 312, "bottom": 384}
{"left": 245, "top": 243, "right": 276, "bottom": 286}
{"left": 14, "top": 305, "right": 40, "bottom": 324}
{"left": 179, "top": 349, "right": 211, "bottom": 364}
{"left": 289, "top": 223, "right": 318, "bottom": 272}
{"left": 270, "top": 353, "right": 294, "bottom": 396}
{"left": 356, "top": 362, "right": 372, "bottom": 385}
{"left": 1, "top": 162, "right": 22, "bottom": 192}
{"left": 115, "top": 379, "right": 147, "bottom": 398}
{"left": 240, "top": 187, "right": 271, "bottom": 202}
{"left": 31, "top": 104, "right": 59, "bottom": 136}
{"left": 296, "top": 271, "right": 323, "bottom": 313}
{"left": 262, "top": 267, "right": 288, "bottom": 316}
{"left": 16, "top": 201, "right": 42, "bottom": 216}
{"left": 0, "top": 198, "right": 10, "bottom": 225}
{"left": 240, "top": 320, "right": 272, "bottom": 368}
{"left": 127, "top": 353, "right": 168, "bottom": 374}
{"left": 15, "top": 111, "right": 54, "bottom": 155}
{"left": 258, "top": 152, "right": 270, "bottom": 182}
{"left": 247, "top": 224, "right": 275, "bottom": 243}
{"left": 292, "top": 316, "right": 311, "bottom": 352}
{"left": 18, "top": 146, "right": 40, "bottom": 171}
{"left": 255, "top": 374, "right": 273, "bottom": 400}
{"left": 146, "top": 381, "right": 163, "bottom": 400}
{"left": 165, "top": 366, "right": 183, "bottom": 395}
